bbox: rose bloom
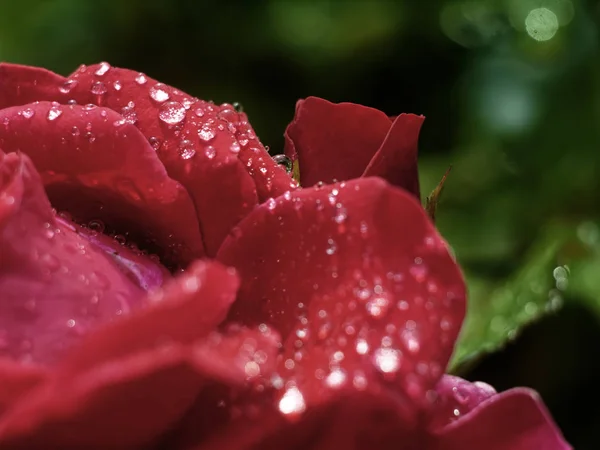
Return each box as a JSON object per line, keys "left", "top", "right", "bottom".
{"left": 0, "top": 62, "right": 569, "bottom": 449}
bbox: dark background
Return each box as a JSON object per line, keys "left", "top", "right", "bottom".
{"left": 1, "top": 0, "right": 599, "bottom": 446}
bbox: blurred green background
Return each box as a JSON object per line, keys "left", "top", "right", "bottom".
{"left": 1, "top": 0, "right": 599, "bottom": 446}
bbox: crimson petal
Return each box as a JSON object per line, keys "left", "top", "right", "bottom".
{"left": 64, "top": 63, "right": 262, "bottom": 255}
{"left": 217, "top": 177, "right": 465, "bottom": 410}
{"left": 60, "top": 260, "right": 239, "bottom": 373}
{"left": 0, "top": 101, "right": 204, "bottom": 266}
{"left": 430, "top": 388, "right": 571, "bottom": 450}
{"left": 284, "top": 97, "right": 392, "bottom": 186}
{"left": 284, "top": 97, "right": 423, "bottom": 198}
{"left": 0, "top": 261, "right": 279, "bottom": 449}
{"left": 363, "top": 114, "right": 423, "bottom": 198}
{"left": 0, "top": 359, "right": 47, "bottom": 415}
{"left": 0, "top": 151, "right": 144, "bottom": 365}
{"left": 185, "top": 392, "right": 421, "bottom": 450}
{"left": 0, "top": 62, "right": 272, "bottom": 255}
{"left": 0, "top": 328, "right": 279, "bottom": 450}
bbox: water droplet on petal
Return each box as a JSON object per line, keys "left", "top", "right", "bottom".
{"left": 230, "top": 141, "right": 241, "bottom": 154}
{"left": 272, "top": 154, "right": 292, "bottom": 173}
{"left": 233, "top": 102, "right": 243, "bottom": 112}
{"left": 158, "top": 101, "right": 186, "bottom": 125}
{"left": 113, "top": 80, "right": 122, "bottom": 91}
{"left": 91, "top": 81, "right": 108, "bottom": 95}
{"left": 94, "top": 62, "right": 111, "bottom": 76}
{"left": 135, "top": 73, "right": 148, "bottom": 85}
{"left": 149, "top": 83, "right": 170, "bottom": 102}
{"left": 179, "top": 139, "right": 196, "bottom": 160}
{"left": 325, "top": 369, "right": 347, "bottom": 388}
{"left": 59, "top": 79, "right": 78, "bottom": 94}
{"left": 278, "top": 386, "right": 306, "bottom": 416}
{"left": 373, "top": 347, "right": 401, "bottom": 373}
{"left": 205, "top": 145, "right": 216, "bottom": 159}
{"left": 198, "top": 126, "right": 216, "bottom": 142}
{"left": 22, "top": 108, "right": 34, "bottom": 119}
{"left": 326, "top": 238, "right": 337, "bottom": 255}
{"left": 47, "top": 106, "right": 63, "bottom": 121}
{"left": 149, "top": 136, "right": 162, "bottom": 150}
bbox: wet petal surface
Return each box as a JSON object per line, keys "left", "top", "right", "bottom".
{"left": 217, "top": 177, "right": 465, "bottom": 412}
{"left": 0, "top": 152, "right": 145, "bottom": 365}
{"left": 0, "top": 101, "right": 204, "bottom": 266}
{"left": 430, "top": 388, "right": 571, "bottom": 450}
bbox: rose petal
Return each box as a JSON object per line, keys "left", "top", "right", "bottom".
{"left": 363, "top": 114, "right": 424, "bottom": 198}
{"left": 183, "top": 391, "right": 420, "bottom": 450}
{"left": 217, "top": 177, "right": 465, "bottom": 410}
{"left": 0, "top": 327, "right": 280, "bottom": 449}
{"left": 283, "top": 97, "right": 392, "bottom": 186}
{"left": 0, "top": 101, "right": 204, "bottom": 266}
{"left": 62, "top": 217, "right": 170, "bottom": 292}
{"left": 426, "top": 375, "right": 497, "bottom": 431}
{"left": 431, "top": 388, "right": 571, "bottom": 450}
{"left": 0, "top": 359, "right": 47, "bottom": 415}
{"left": 0, "top": 64, "right": 69, "bottom": 108}
{"left": 60, "top": 260, "right": 239, "bottom": 373}
{"left": 64, "top": 63, "right": 261, "bottom": 255}
{"left": 0, "top": 62, "right": 265, "bottom": 255}
{"left": 233, "top": 111, "right": 298, "bottom": 200}
{"left": 0, "top": 152, "right": 144, "bottom": 365}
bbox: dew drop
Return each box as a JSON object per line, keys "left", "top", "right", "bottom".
{"left": 272, "top": 154, "right": 292, "bottom": 173}
{"left": 179, "top": 139, "right": 196, "bottom": 160}
{"left": 148, "top": 136, "right": 162, "bottom": 151}
{"left": 149, "top": 83, "right": 170, "bottom": 102}
{"left": 59, "top": 79, "right": 78, "bottom": 94}
{"left": 47, "top": 106, "right": 63, "bottom": 121}
{"left": 325, "top": 369, "right": 347, "bottom": 388}
{"left": 135, "top": 73, "right": 148, "bottom": 85}
{"left": 373, "top": 347, "right": 401, "bottom": 373}
{"left": 94, "top": 62, "right": 111, "bottom": 76}
{"left": 230, "top": 141, "right": 241, "bottom": 154}
{"left": 356, "top": 338, "right": 369, "bottom": 355}
{"left": 91, "top": 81, "right": 108, "bottom": 96}
{"left": 158, "top": 101, "right": 186, "bottom": 125}
{"left": 325, "top": 238, "right": 337, "bottom": 255}
{"left": 205, "top": 145, "right": 216, "bottom": 159}
{"left": 233, "top": 102, "right": 244, "bottom": 112}
{"left": 19, "top": 108, "right": 35, "bottom": 119}
{"left": 113, "top": 80, "right": 122, "bottom": 91}
{"left": 278, "top": 387, "right": 306, "bottom": 416}
{"left": 198, "top": 126, "right": 216, "bottom": 142}
{"left": 334, "top": 204, "right": 348, "bottom": 224}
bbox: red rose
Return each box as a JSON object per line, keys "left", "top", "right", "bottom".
{"left": 0, "top": 62, "right": 569, "bottom": 449}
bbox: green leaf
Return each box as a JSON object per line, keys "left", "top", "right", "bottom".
{"left": 449, "top": 222, "right": 576, "bottom": 373}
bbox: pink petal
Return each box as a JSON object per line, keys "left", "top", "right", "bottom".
{"left": 431, "top": 388, "right": 571, "bottom": 450}
{"left": 426, "top": 375, "right": 497, "bottom": 431}
{"left": 60, "top": 260, "right": 239, "bottom": 374}
{"left": 217, "top": 177, "right": 465, "bottom": 411}
{"left": 0, "top": 101, "right": 204, "bottom": 266}
{"left": 363, "top": 114, "right": 424, "bottom": 198}
{"left": 284, "top": 97, "right": 392, "bottom": 186}
{"left": 0, "top": 152, "right": 144, "bottom": 365}
{"left": 0, "top": 327, "right": 280, "bottom": 449}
